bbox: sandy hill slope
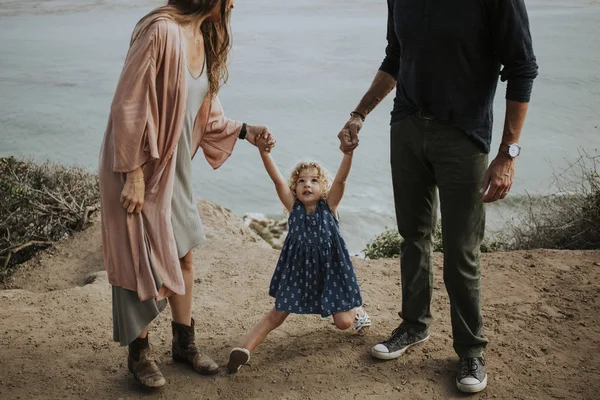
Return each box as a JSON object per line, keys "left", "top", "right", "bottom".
{"left": 1, "top": 199, "right": 599, "bottom": 400}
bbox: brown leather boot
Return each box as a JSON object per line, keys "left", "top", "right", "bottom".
{"left": 172, "top": 318, "right": 219, "bottom": 375}
{"left": 128, "top": 336, "right": 166, "bottom": 388}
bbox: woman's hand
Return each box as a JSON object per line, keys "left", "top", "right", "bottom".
{"left": 120, "top": 168, "right": 145, "bottom": 214}
{"left": 246, "top": 124, "right": 276, "bottom": 153}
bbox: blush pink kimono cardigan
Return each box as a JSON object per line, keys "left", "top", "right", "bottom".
{"left": 99, "top": 14, "right": 242, "bottom": 302}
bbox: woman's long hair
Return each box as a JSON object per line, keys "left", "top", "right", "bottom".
{"left": 139, "top": 0, "right": 231, "bottom": 97}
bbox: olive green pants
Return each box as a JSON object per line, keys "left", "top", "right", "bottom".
{"left": 391, "top": 114, "right": 489, "bottom": 357}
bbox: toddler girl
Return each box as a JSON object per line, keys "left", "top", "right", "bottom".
{"left": 227, "top": 146, "right": 371, "bottom": 373}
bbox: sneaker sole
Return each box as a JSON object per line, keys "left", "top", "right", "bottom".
{"left": 370, "top": 335, "right": 430, "bottom": 360}
{"left": 227, "top": 349, "right": 250, "bottom": 373}
{"left": 456, "top": 374, "right": 488, "bottom": 393}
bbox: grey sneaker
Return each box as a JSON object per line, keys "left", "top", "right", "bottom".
{"left": 371, "top": 326, "right": 429, "bottom": 360}
{"left": 456, "top": 357, "right": 487, "bottom": 393}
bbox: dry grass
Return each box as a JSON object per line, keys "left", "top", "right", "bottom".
{"left": 0, "top": 156, "right": 99, "bottom": 282}
{"left": 508, "top": 151, "right": 600, "bottom": 250}
{"left": 2, "top": 152, "right": 597, "bottom": 279}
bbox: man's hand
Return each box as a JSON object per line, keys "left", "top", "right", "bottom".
{"left": 480, "top": 155, "right": 515, "bottom": 203}
{"left": 246, "top": 124, "right": 276, "bottom": 152}
{"left": 338, "top": 115, "right": 363, "bottom": 153}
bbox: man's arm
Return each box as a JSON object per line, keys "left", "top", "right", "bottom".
{"left": 481, "top": 0, "right": 538, "bottom": 202}
{"left": 499, "top": 100, "right": 529, "bottom": 151}
{"left": 354, "top": 0, "right": 401, "bottom": 117}
{"left": 338, "top": 0, "right": 399, "bottom": 153}
{"left": 481, "top": 100, "right": 529, "bottom": 202}
{"left": 352, "top": 70, "right": 397, "bottom": 121}
{"left": 490, "top": 0, "right": 538, "bottom": 103}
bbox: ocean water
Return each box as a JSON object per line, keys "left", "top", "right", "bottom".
{"left": 1, "top": 0, "right": 599, "bottom": 252}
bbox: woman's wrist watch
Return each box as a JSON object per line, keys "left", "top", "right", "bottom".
{"left": 239, "top": 123, "right": 247, "bottom": 140}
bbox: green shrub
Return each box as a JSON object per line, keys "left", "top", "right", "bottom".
{"left": 363, "top": 222, "right": 506, "bottom": 260}
{"left": 363, "top": 227, "right": 402, "bottom": 259}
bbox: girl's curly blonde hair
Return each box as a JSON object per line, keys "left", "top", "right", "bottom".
{"left": 288, "top": 161, "right": 332, "bottom": 200}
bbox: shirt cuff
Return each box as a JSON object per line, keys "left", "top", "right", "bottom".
{"left": 506, "top": 78, "right": 534, "bottom": 103}
{"left": 379, "top": 57, "right": 399, "bottom": 79}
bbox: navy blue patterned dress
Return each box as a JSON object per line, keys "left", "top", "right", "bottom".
{"left": 269, "top": 199, "right": 363, "bottom": 317}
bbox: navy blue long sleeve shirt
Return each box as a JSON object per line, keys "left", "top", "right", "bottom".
{"left": 380, "top": 0, "right": 539, "bottom": 152}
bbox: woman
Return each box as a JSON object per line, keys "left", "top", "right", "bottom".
{"left": 98, "top": 0, "right": 275, "bottom": 388}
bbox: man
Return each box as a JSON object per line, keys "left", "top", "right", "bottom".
{"left": 338, "top": 0, "right": 538, "bottom": 394}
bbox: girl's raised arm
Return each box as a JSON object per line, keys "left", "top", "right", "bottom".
{"left": 327, "top": 151, "right": 353, "bottom": 216}
{"left": 260, "top": 151, "right": 295, "bottom": 213}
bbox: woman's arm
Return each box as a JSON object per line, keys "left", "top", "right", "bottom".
{"left": 245, "top": 124, "right": 276, "bottom": 151}
{"left": 121, "top": 167, "right": 145, "bottom": 214}
{"left": 327, "top": 151, "right": 353, "bottom": 215}
{"left": 111, "top": 20, "right": 168, "bottom": 213}
{"left": 259, "top": 150, "right": 295, "bottom": 212}
{"left": 111, "top": 20, "right": 166, "bottom": 173}
{"left": 199, "top": 95, "right": 243, "bottom": 169}
{"left": 199, "top": 110, "right": 277, "bottom": 169}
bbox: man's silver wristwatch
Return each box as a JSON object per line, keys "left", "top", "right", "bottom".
{"left": 501, "top": 143, "right": 521, "bottom": 158}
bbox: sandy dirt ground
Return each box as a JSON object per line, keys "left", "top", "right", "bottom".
{"left": 1, "top": 199, "right": 599, "bottom": 400}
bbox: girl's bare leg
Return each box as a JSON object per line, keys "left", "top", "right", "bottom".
{"left": 228, "top": 307, "right": 289, "bottom": 373}
{"left": 243, "top": 307, "right": 289, "bottom": 352}
{"left": 332, "top": 308, "right": 356, "bottom": 330}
